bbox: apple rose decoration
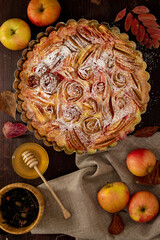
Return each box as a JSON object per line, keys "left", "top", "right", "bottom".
{"left": 40, "top": 73, "right": 59, "bottom": 94}
{"left": 97, "top": 182, "right": 130, "bottom": 235}
{"left": 82, "top": 117, "right": 102, "bottom": 135}
{"left": 62, "top": 105, "right": 81, "bottom": 123}
{"left": 113, "top": 71, "right": 127, "bottom": 88}
{"left": 82, "top": 98, "right": 98, "bottom": 114}
{"left": 62, "top": 81, "right": 84, "bottom": 102}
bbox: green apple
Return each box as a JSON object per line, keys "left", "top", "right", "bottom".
{"left": 0, "top": 18, "right": 31, "bottom": 50}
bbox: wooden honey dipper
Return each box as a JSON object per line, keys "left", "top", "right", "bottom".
{"left": 22, "top": 150, "right": 71, "bottom": 219}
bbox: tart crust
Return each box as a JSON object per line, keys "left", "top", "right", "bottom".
{"left": 14, "top": 19, "right": 150, "bottom": 154}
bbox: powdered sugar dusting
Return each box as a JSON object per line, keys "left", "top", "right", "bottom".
{"left": 34, "top": 46, "right": 71, "bottom": 76}
{"left": 23, "top": 21, "right": 149, "bottom": 151}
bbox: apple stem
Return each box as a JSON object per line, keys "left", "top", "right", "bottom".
{"left": 40, "top": 4, "right": 44, "bottom": 12}
{"left": 10, "top": 29, "right": 16, "bottom": 35}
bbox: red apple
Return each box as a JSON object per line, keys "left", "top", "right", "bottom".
{"left": 27, "top": 0, "right": 61, "bottom": 27}
{"left": 97, "top": 182, "right": 130, "bottom": 213}
{"left": 128, "top": 191, "right": 159, "bottom": 223}
{"left": 0, "top": 18, "right": 31, "bottom": 50}
{"left": 126, "top": 148, "right": 156, "bottom": 177}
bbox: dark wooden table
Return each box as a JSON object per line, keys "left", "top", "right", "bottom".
{"left": 0, "top": 0, "right": 160, "bottom": 239}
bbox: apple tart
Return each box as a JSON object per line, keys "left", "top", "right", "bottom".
{"left": 14, "top": 19, "right": 150, "bottom": 154}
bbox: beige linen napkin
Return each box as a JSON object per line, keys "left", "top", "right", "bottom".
{"left": 31, "top": 132, "right": 160, "bottom": 240}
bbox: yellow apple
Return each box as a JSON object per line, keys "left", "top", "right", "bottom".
{"left": 0, "top": 18, "right": 31, "bottom": 50}
{"left": 27, "top": 0, "right": 61, "bottom": 27}
{"left": 97, "top": 182, "right": 130, "bottom": 213}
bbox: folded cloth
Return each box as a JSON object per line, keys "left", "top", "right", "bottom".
{"left": 31, "top": 132, "right": 160, "bottom": 240}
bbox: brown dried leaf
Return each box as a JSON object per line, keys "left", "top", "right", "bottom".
{"left": 132, "top": 6, "right": 149, "bottom": 14}
{"left": 1, "top": 91, "right": 17, "bottom": 119}
{"left": 125, "top": 12, "right": 133, "bottom": 32}
{"left": 108, "top": 214, "right": 124, "bottom": 235}
{"left": 0, "top": 93, "right": 3, "bottom": 111}
{"left": 131, "top": 18, "right": 139, "bottom": 35}
{"left": 114, "top": 8, "right": 126, "bottom": 22}
{"left": 134, "top": 126, "right": 160, "bottom": 137}
{"left": 138, "top": 13, "right": 157, "bottom": 22}
{"left": 136, "top": 161, "right": 160, "bottom": 185}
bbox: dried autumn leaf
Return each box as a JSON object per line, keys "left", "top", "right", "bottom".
{"left": 90, "top": 0, "right": 101, "bottom": 5}
{"left": 150, "top": 33, "right": 160, "bottom": 40}
{"left": 152, "top": 39, "right": 160, "bottom": 48}
{"left": 132, "top": 6, "right": 149, "bottom": 14}
{"left": 1, "top": 91, "right": 17, "bottom": 119}
{"left": 125, "top": 12, "right": 133, "bottom": 32}
{"left": 0, "top": 93, "right": 3, "bottom": 111}
{"left": 108, "top": 214, "right": 124, "bottom": 235}
{"left": 142, "top": 20, "right": 159, "bottom": 28}
{"left": 147, "top": 28, "right": 160, "bottom": 35}
{"left": 114, "top": 8, "right": 126, "bottom": 22}
{"left": 134, "top": 126, "right": 160, "bottom": 137}
{"left": 138, "top": 13, "right": 157, "bottom": 22}
{"left": 136, "top": 161, "right": 160, "bottom": 185}
{"left": 136, "top": 24, "right": 145, "bottom": 42}
{"left": 2, "top": 122, "right": 28, "bottom": 139}
{"left": 145, "top": 39, "right": 153, "bottom": 49}
{"left": 114, "top": 6, "right": 160, "bottom": 49}
{"left": 141, "top": 33, "right": 149, "bottom": 45}
{"left": 131, "top": 18, "right": 139, "bottom": 35}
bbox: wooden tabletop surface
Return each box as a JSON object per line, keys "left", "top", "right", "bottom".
{"left": 0, "top": 0, "right": 160, "bottom": 239}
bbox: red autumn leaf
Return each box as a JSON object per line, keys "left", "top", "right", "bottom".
{"left": 138, "top": 13, "right": 157, "bottom": 22}
{"left": 151, "top": 40, "right": 160, "bottom": 48}
{"left": 125, "top": 12, "right": 133, "bottom": 32}
{"left": 147, "top": 28, "right": 160, "bottom": 35}
{"left": 2, "top": 122, "right": 28, "bottom": 139}
{"left": 142, "top": 20, "right": 159, "bottom": 28}
{"left": 141, "top": 33, "right": 149, "bottom": 45}
{"left": 131, "top": 18, "right": 139, "bottom": 35}
{"left": 145, "top": 39, "right": 153, "bottom": 48}
{"left": 136, "top": 25, "right": 145, "bottom": 42}
{"left": 114, "top": 8, "right": 126, "bottom": 22}
{"left": 132, "top": 6, "right": 149, "bottom": 14}
{"left": 150, "top": 33, "right": 160, "bottom": 40}
{"left": 134, "top": 126, "right": 160, "bottom": 137}
{"left": 114, "top": 6, "right": 160, "bottom": 50}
